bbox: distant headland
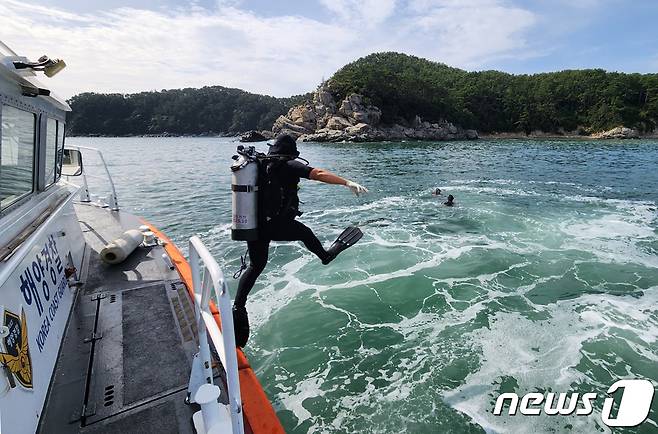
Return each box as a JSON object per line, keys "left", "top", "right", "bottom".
{"left": 67, "top": 52, "right": 658, "bottom": 141}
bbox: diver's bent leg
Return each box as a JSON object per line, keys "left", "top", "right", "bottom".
{"left": 233, "top": 240, "right": 268, "bottom": 347}
{"left": 234, "top": 240, "right": 269, "bottom": 308}
{"left": 276, "top": 220, "right": 329, "bottom": 262}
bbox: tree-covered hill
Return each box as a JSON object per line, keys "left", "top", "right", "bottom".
{"left": 66, "top": 52, "right": 658, "bottom": 136}
{"left": 66, "top": 86, "right": 308, "bottom": 136}
{"left": 327, "top": 52, "right": 658, "bottom": 134}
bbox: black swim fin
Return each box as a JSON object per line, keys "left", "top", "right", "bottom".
{"left": 322, "top": 226, "right": 363, "bottom": 265}
{"left": 232, "top": 305, "right": 249, "bottom": 348}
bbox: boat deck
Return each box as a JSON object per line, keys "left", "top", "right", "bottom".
{"left": 38, "top": 203, "right": 229, "bottom": 434}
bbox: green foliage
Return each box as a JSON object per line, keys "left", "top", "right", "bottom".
{"left": 328, "top": 52, "right": 658, "bottom": 133}
{"left": 67, "top": 86, "right": 308, "bottom": 136}
{"left": 67, "top": 52, "right": 658, "bottom": 136}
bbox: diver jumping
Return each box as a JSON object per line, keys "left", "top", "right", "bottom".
{"left": 230, "top": 134, "right": 368, "bottom": 347}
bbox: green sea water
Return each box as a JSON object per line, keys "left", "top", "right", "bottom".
{"left": 69, "top": 137, "right": 658, "bottom": 433}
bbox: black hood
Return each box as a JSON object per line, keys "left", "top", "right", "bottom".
{"left": 268, "top": 134, "right": 299, "bottom": 158}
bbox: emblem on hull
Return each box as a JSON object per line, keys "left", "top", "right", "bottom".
{"left": 0, "top": 308, "right": 33, "bottom": 389}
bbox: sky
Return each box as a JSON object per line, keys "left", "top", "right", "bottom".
{"left": 1, "top": 0, "right": 657, "bottom": 99}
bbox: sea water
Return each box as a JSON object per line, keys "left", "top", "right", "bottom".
{"left": 69, "top": 137, "right": 658, "bottom": 433}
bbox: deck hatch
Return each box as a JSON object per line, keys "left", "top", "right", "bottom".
{"left": 122, "top": 283, "right": 189, "bottom": 404}
{"left": 82, "top": 282, "right": 193, "bottom": 426}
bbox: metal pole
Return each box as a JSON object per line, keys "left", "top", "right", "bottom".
{"left": 198, "top": 273, "right": 215, "bottom": 385}
{"left": 188, "top": 236, "right": 245, "bottom": 434}
{"left": 69, "top": 145, "right": 119, "bottom": 210}
{"left": 96, "top": 151, "right": 119, "bottom": 211}
{"left": 217, "top": 279, "right": 243, "bottom": 432}
{"left": 79, "top": 170, "right": 91, "bottom": 202}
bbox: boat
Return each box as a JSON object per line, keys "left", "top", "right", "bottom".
{"left": 0, "top": 41, "right": 284, "bottom": 433}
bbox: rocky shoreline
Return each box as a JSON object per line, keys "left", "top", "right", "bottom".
{"left": 480, "top": 127, "right": 657, "bottom": 140}
{"left": 68, "top": 126, "right": 655, "bottom": 141}
{"left": 68, "top": 89, "right": 655, "bottom": 143}
{"left": 591, "top": 126, "right": 640, "bottom": 139}
{"left": 243, "top": 87, "right": 478, "bottom": 143}
{"left": 241, "top": 125, "right": 654, "bottom": 143}
{"left": 240, "top": 86, "right": 653, "bottom": 143}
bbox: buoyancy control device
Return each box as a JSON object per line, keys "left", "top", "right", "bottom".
{"left": 231, "top": 145, "right": 260, "bottom": 241}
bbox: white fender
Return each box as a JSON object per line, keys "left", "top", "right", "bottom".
{"left": 100, "top": 229, "right": 143, "bottom": 264}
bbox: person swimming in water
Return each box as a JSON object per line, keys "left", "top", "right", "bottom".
{"left": 444, "top": 194, "right": 455, "bottom": 206}
{"left": 432, "top": 188, "right": 441, "bottom": 196}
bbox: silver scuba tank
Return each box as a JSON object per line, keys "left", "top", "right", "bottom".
{"left": 231, "top": 145, "right": 259, "bottom": 241}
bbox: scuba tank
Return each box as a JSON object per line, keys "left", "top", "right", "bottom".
{"left": 231, "top": 145, "right": 260, "bottom": 241}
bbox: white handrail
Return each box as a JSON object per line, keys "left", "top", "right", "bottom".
{"left": 66, "top": 145, "right": 119, "bottom": 210}
{"left": 188, "top": 236, "right": 244, "bottom": 434}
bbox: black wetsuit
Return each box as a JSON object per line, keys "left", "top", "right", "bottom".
{"left": 234, "top": 160, "right": 328, "bottom": 307}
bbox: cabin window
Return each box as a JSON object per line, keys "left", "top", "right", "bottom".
{"left": 45, "top": 118, "right": 57, "bottom": 186}
{"left": 55, "top": 122, "right": 65, "bottom": 182}
{"left": 1, "top": 105, "right": 36, "bottom": 210}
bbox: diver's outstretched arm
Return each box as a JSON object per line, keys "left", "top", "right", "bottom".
{"left": 309, "top": 168, "right": 348, "bottom": 185}
{"left": 309, "top": 168, "right": 368, "bottom": 196}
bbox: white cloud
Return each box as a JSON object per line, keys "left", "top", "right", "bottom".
{"left": 401, "top": 0, "right": 537, "bottom": 67}
{"left": 0, "top": 0, "right": 538, "bottom": 98}
{"left": 555, "top": 0, "right": 604, "bottom": 7}
{"left": 319, "top": 0, "right": 397, "bottom": 27}
{"left": 409, "top": 0, "right": 503, "bottom": 11}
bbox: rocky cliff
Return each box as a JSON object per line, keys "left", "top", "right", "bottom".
{"left": 270, "top": 87, "right": 478, "bottom": 142}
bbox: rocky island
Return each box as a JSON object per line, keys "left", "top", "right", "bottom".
{"left": 241, "top": 86, "right": 478, "bottom": 143}
{"left": 262, "top": 87, "right": 478, "bottom": 142}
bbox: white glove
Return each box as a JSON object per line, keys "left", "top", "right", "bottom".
{"left": 346, "top": 180, "right": 368, "bottom": 196}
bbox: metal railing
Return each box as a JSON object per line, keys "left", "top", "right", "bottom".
{"left": 188, "top": 236, "right": 244, "bottom": 434}
{"left": 65, "top": 145, "right": 119, "bottom": 210}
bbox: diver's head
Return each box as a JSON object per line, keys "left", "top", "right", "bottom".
{"left": 447, "top": 194, "right": 454, "bottom": 202}
{"left": 268, "top": 134, "right": 300, "bottom": 158}
{"left": 433, "top": 188, "right": 441, "bottom": 195}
